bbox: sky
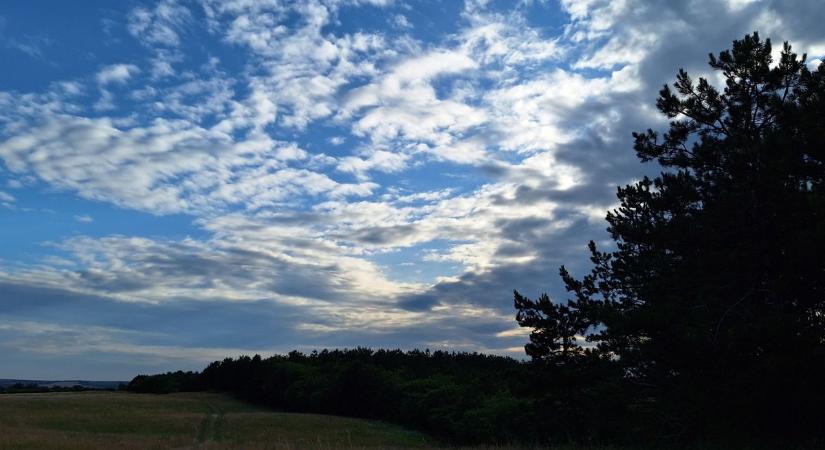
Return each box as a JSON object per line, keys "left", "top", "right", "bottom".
{"left": 1, "top": 0, "right": 824, "bottom": 380}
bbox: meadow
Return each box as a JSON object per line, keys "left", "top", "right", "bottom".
{"left": 0, "top": 391, "right": 435, "bottom": 449}
{"left": 1, "top": 391, "right": 812, "bottom": 450}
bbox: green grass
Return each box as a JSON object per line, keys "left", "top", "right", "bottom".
{"left": 0, "top": 391, "right": 433, "bottom": 449}
{"left": 3, "top": 391, "right": 798, "bottom": 449}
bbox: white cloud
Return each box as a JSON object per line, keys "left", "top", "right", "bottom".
{"left": 345, "top": 51, "right": 478, "bottom": 115}
{"left": 391, "top": 51, "right": 478, "bottom": 83}
{"left": 0, "top": 114, "right": 372, "bottom": 214}
{"left": 342, "top": 50, "right": 487, "bottom": 160}
{"left": 485, "top": 65, "right": 641, "bottom": 153}
{"left": 96, "top": 64, "right": 140, "bottom": 85}
{"left": 337, "top": 150, "right": 409, "bottom": 179}
{"left": 0, "top": 215, "right": 422, "bottom": 307}
{"left": 204, "top": 1, "right": 389, "bottom": 129}
{"left": 459, "top": 14, "right": 562, "bottom": 66}
{"left": 725, "top": 0, "right": 761, "bottom": 11}
{"left": 393, "top": 14, "right": 412, "bottom": 29}
{"left": 388, "top": 188, "right": 454, "bottom": 204}
{"left": 128, "top": 0, "right": 190, "bottom": 47}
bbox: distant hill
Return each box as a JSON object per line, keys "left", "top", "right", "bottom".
{"left": 0, "top": 379, "right": 125, "bottom": 390}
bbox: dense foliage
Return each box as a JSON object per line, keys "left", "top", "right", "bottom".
{"left": 128, "top": 371, "right": 202, "bottom": 394}
{"left": 515, "top": 33, "right": 825, "bottom": 444}
{"left": 129, "top": 349, "right": 544, "bottom": 444}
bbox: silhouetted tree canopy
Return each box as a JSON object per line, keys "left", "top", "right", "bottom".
{"left": 515, "top": 32, "right": 825, "bottom": 442}
{"left": 129, "top": 349, "right": 538, "bottom": 444}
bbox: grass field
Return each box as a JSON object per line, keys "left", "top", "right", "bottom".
{"left": 4, "top": 391, "right": 791, "bottom": 450}
{"left": 0, "top": 391, "right": 435, "bottom": 449}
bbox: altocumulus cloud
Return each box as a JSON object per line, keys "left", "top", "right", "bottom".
{"left": 0, "top": 0, "right": 824, "bottom": 378}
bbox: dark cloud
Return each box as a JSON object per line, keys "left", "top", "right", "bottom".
{"left": 340, "top": 224, "right": 420, "bottom": 246}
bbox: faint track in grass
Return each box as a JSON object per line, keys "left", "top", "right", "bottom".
{"left": 195, "top": 401, "right": 224, "bottom": 446}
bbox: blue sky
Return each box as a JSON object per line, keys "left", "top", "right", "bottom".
{"left": 2, "top": 0, "right": 824, "bottom": 379}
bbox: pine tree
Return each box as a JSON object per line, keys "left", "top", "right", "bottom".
{"left": 514, "top": 33, "right": 825, "bottom": 441}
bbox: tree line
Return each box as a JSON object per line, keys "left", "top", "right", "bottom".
{"left": 129, "top": 349, "right": 542, "bottom": 444}
{"left": 0, "top": 383, "right": 124, "bottom": 394}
